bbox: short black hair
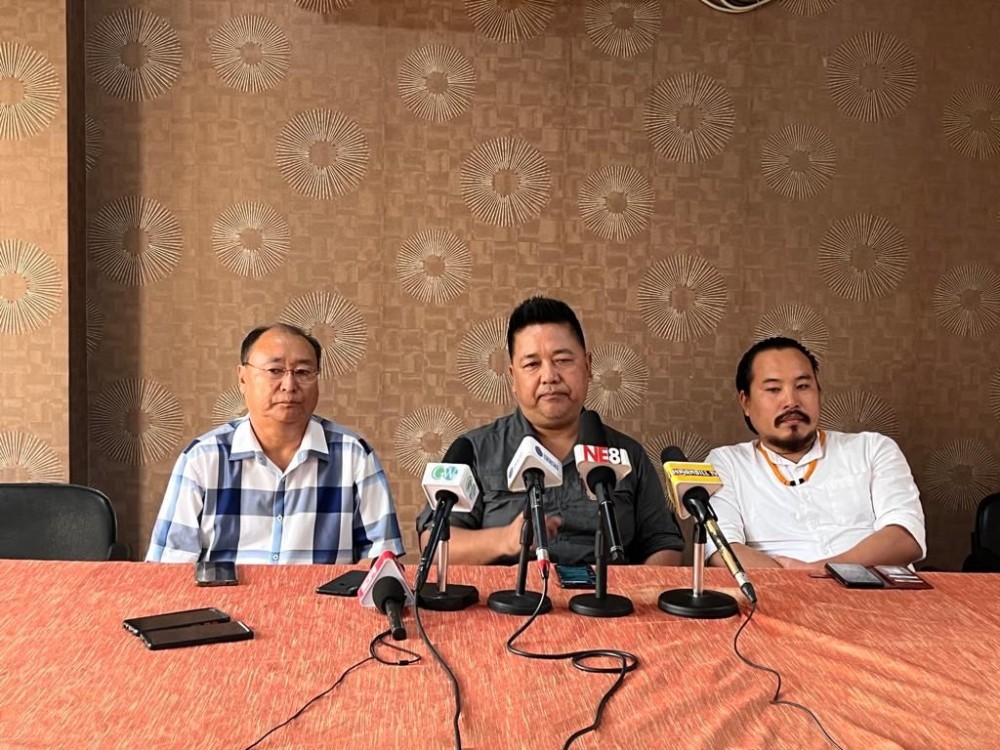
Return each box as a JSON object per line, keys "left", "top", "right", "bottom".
{"left": 735, "top": 337, "right": 819, "bottom": 433}
{"left": 240, "top": 323, "right": 322, "bottom": 369}
{"left": 506, "top": 296, "right": 586, "bottom": 358}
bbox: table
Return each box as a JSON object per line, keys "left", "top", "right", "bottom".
{"left": 0, "top": 561, "right": 997, "bottom": 749}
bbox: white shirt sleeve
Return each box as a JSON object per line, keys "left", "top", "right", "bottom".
{"left": 867, "top": 433, "right": 927, "bottom": 560}
{"left": 703, "top": 446, "right": 748, "bottom": 560}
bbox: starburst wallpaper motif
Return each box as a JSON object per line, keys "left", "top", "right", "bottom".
{"left": 457, "top": 317, "right": 512, "bottom": 405}
{"left": 4, "top": 0, "right": 997, "bottom": 571}
{"left": 584, "top": 0, "right": 662, "bottom": 59}
{"left": 0, "top": 239, "right": 62, "bottom": 334}
{"left": 88, "top": 196, "right": 183, "bottom": 286}
{"left": 275, "top": 109, "right": 370, "bottom": 199}
{"left": 460, "top": 137, "right": 551, "bottom": 226}
{"left": 280, "top": 291, "right": 368, "bottom": 380}
{"left": 644, "top": 73, "right": 735, "bottom": 163}
{"left": 826, "top": 32, "right": 917, "bottom": 122}
{"left": 761, "top": 124, "right": 837, "bottom": 200}
{"left": 638, "top": 255, "right": 728, "bottom": 342}
{"left": 0, "top": 42, "right": 60, "bottom": 140}
{"left": 578, "top": 165, "right": 654, "bottom": 242}
{"left": 464, "top": 0, "right": 556, "bottom": 43}
{"left": 86, "top": 7, "right": 181, "bottom": 102}
{"left": 210, "top": 15, "right": 290, "bottom": 94}
{"left": 817, "top": 214, "right": 908, "bottom": 301}
{"left": 398, "top": 45, "right": 476, "bottom": 123}
{"left": 753, "top": 304, "right": 830, "bottom": 358}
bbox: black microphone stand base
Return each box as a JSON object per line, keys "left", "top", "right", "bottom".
{"left": 417, "top": 583, "right": 479, "bottom": 611}
{"left": 487, "top": 589, "right": 552, "bottom": 616}
{"left": 569, "top": 592, "right": 634, "bottom": 618}
{"left": 658, "top": 588, "right": 738, "bottom": 619}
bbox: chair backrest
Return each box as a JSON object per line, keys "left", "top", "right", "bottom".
{"left": 964, "top": 492, "right": 1000, "bottom": 572}
{"left": 0, "top": 483, "right": 118, "bottom": 561}
{"left": 973, "top": 493, "right": 1000, "bottom": 554}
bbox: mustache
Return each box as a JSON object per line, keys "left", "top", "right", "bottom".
{"left": 775, "top": 409, "right": 810, "bottom": 426}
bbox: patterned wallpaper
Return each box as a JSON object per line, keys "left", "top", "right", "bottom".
{"left": 0, "top": 4, "right": 70, "bottom": 485}
{"left": 4, "top": 0, "right": 999, "bottom": 569}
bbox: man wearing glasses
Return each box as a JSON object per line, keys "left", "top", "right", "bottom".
{"left": 146, "top": 323, "right": 404, "bottom": 564}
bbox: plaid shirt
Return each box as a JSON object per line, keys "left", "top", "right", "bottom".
{"left": 146, "top": 416, "right": 404, "bottom": 564}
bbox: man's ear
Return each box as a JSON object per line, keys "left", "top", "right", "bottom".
{"left": 585, "top": 350, "right": 592, "bottom": 380}
{"left": 738, "top": 390, "right": 750, "bottom": 416}
{"left": 237, "top": 364, "right": 248, "bottom": 395}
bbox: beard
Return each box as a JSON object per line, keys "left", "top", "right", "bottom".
{"left": 767, "top": 424, "right": 817, "bottom": 455}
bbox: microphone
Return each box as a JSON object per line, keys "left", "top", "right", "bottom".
{"left": 506, "top": 436, "right": 563, "bottom": 572}
{"left": 572, "top": 410, "right": 631, "bottom": 563}
{"left": 414, "top": 437, "right": 479, "bottom": 592}
{"left": 359, "top": 551, "right": 415, "bottom": 640}
{"left": 373, "top": 577, "right": 407, "bottom": 640}
{"left": 661, "top": 447, "right": 757, "bottom": 604}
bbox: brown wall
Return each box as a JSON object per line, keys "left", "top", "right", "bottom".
{"left": 1, "top": 3, "right": 71, "bottom": 484}
{"left": 5, "top": 0, "right": 1000, "bottom": 570}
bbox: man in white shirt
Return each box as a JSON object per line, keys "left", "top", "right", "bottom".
{"left": 706, "top": 337, "right": 926, "bottom": 571}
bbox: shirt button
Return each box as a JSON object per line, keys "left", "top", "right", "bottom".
{"left": 276, "top": 515, "right": 283, "bottom": 522}
{"left": 271, "top": 554, "right": 278, "bottom": 561}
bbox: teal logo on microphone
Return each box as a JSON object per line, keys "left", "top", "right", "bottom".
{"left": 431, "top": 465, "right": 460, "bottom": 481}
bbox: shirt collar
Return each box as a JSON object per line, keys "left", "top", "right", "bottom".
{"left": 230, "top": 416, "right": 330, "bottom": 463}
{"left": 511, "top": 407, "right": 585, "bottom": 467}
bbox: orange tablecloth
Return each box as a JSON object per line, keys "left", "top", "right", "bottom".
{"left": 0, "top": 561, "right": 996, "bottom": 749}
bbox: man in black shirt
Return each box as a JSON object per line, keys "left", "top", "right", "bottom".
{"left": 416, "top": 297, "right": 684, "bottom": 565}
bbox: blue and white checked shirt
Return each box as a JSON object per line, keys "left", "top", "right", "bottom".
{"left": 146, "top": 416, "right": 405, "bottom": 564}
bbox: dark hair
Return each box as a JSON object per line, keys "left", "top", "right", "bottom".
{"left": 506, "top": 296, "right": 586, "bottom": 358}
{"left": 240, "top": 323, "right": 322, "bottom": 369}
{"left": 735, "top": 337, "right": 819, "bottom": 433}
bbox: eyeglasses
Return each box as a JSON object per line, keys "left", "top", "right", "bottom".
{"left": 242, "top": 362, "right": 320, "bottom": 384}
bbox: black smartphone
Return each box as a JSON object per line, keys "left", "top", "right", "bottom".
{"left": 825, "top": 563, "right": 885, "bottom": 588}
{"left": 140, "top": 620, "right": 254, "bottom": 650}
{"left": 316, "top": 569, "right": 368, "bottom": 597}
{"left": 123, "top": 607, "right": 230, "bottom": 636}
{"left": 195, "top": 561, "right": 238, "bottom": 587}
{"left": 554, "top": 564, "right": 597, "bottom": 589}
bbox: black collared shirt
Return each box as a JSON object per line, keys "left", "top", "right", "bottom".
{"left": 416, "top": 409, "right": 684, "bottom": 565}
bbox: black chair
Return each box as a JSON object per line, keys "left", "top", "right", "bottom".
{"left": 0, "top": 483, "right": 128, "bottom": 561}
{"left": 962, "top": 492, "right": 1000, "bottom": 572}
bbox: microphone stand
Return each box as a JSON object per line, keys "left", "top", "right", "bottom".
{"left": 658, "top": 521, "right": 738, "bottom": 618}
{"left": 417, "top": 516, "right": 479, "bottom": 611}
{"left": 569, "top": 484, "right": 633, "bottom": 618}
{"left": 487, "top": 496, "right": 552, "bottom": 616}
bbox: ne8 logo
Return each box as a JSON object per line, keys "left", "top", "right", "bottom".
{"left": 606, "top": 447, "right": 627, "bottom": 465}
{"left": 432, "top": 465, "right": 460, "bottom": 481}
{"left": 581, "top": 446, "right": 628, "bottom": 465}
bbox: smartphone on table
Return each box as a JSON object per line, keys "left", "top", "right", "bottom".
{"left": 195, "top": 560, "right": 238, "bottom": 587}
{"left": 123, "top": 607, "right": 230, "bottom": 636}
{"left": 316, "top": 569, "right": 369, "bottom": 597}
{"left": 825, "top": 562, "right": 885, "bottom": 589}
{"left": 554, "top": 564, "right": 597, "bottom": 589}
{"left": 140, "top": 620, "right": 254, "bottom": 650}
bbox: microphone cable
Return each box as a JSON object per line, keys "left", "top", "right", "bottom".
{"left": 733, "top": 602, "right": 845, "bottom": 750}
{"left": 414, "top": 600, "right": 465, "bottom": 750}
{"left": 242, "top": 628, "right": 420, "bottom": 749}
{"left": 505, "top": 575, "right": 639, "bottom": 750}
